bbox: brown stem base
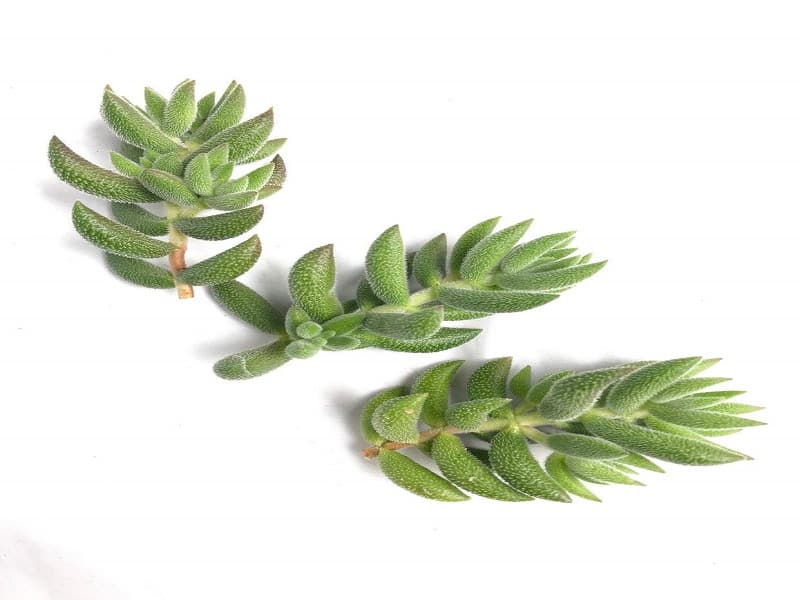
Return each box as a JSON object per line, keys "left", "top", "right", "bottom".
{"left": 169, "top": 245, "right": 194, "bottom": 299}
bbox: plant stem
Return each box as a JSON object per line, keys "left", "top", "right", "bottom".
{"left": 166, "top": 205, "right": 193, "bottom": 299}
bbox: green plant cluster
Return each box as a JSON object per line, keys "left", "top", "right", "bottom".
{"left": 49, "top": 80, "right": 286, "bottom": 298}
{"left": 361, "top": 357, "right": 762, "bottom": 502}
{"left": 211, "top": 218, "right": 606, "bottom": 379}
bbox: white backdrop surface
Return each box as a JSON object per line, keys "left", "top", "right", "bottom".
{"left": 1, "top": 2, "right": 797, "bottom": 598}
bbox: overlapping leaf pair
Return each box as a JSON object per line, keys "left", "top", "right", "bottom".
{"left": 49, "top": 80, "right": 286, "bottom": 298}
{"left": 212, "top": 218, "right": 606, "bottom": 379}
{"left": 362, "top": 357, "right": 762, "bottom": 502}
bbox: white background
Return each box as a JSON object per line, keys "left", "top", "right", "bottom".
{"left": 1, "top": 1, "right": 797, "bottom": 598}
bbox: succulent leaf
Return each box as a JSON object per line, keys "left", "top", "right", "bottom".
{"left": 361, "top": 386, "right": 407, "bottom": 445}
{"left": 438, "top": 283, "right": 559, "bottom": 313}
{"left": 184, "top": 153, "right": 215, "bottom": 195}
{"left": 192, "top": 81, "right": 246, "bottom": 142}
{"left": 544, "top": 453, "right": 601, "bottom": 502}
{"left": 104, "top": 254, "right": 174, "bottom": 289}
{"left": 173, "top": 205, "right": 264, "bottom": 241}
{"left": 288, "top": 245, "right": 343, "bottom": 322}
{"left": 446, "top": 398, "right": 511, "bottom": 431}
{"left": 137, "top": 168, "right": 199, "bottom": 206}
{"left": 72, "top": 201, "right": 175, "bottom": 258}
{"left": 363, "top": 306, "right": 443, "bottom": 340}
{"left": 489, "top": 430, "right": 571, "bottom": 501}
{"left": 161, "top": 79, "right": 196, "bottom": 136}
{"left": 411, "top": 360, "right": 464, "bottom": 427}
{"left": 605, "top": 357, "right": 704, "bottom": 416}
{"left": 493, "top": 261, "right": 607, "bottom": 291}
{"left": 371, "top": 393, "right": 428, "bottom": 443}
{"left": 101, "top": 88, "right": 183, "bottom": 153}
{"left": 378, "top": 449, "right": 469, "bottom": 502}
{"left": 500, "top": 232, "right": 576, "bottom": 274}
{"left": 450, "top": 217, "right": 501, "bottom": 275}
{"left": 459, "top": 219, "right": 533, "bottom": 282}
{"left": 203, "top": 190, "right": 258, "bottom": 211}
{"left": 209, "top": 280, "right": 285, "bottom": 335}
{"left": 213, "top": 339, "right": 291, "bottom": 380}
{"left": 365, "top": 225, "right": 409, "bottom": 306}
{"left": 412, "top": 234, "right": 447, "bottom": 287}
{"left": 177, "top": 235, "right": 262, "bottom": 285}
{"left": 544, "top": 433, "right": 628, "bottom": 460}
{"left": 110, "top": 203, "right": 168, "bottom": 236}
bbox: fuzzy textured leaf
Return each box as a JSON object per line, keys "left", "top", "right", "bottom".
{"left": 174, "top": 205, "right": 264, "bottom": 241}
{"left": 72, "top": 202, "right": 174, "bottom": 258}
{"left": 178, "top": 236, "right": 261, "bottom": 285}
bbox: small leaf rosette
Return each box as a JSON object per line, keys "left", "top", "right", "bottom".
{"left": 360, "top": 357, "right": 762, "bottom": 502}
{"left": 212, "top": 217, "right": 606, "bottom": 379}
{"left": 49, "top": 80, "right": 286, "bottom": 298}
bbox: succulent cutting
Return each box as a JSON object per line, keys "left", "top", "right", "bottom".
{"left": 49, "top": 80, "right": 286, "bottom": 298}
{"left": 361, "top": 357, "right": 762, "bottom": 502}
{"left": 212, "top": 217, "right": 606, "bottom": 379}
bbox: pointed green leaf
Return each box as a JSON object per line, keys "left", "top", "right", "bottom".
{"left": 516, "top": 370, "right": 574, "bottom": 413}
{"left": 104, "top": 254, "right": 174, "bottom": 289}
{"left": 378, "top": 449, "right": 469, "bottom": 502}
{"left": 648, "top": 405, "right": 764, "bottom": 430}
{"left": 649, "top": 377, "right": 732, "bottom": 404}
{"left": 203, "top": 190, "right": 258, "bottom": 211}
{"left": 440, "top": 306, "right": 491, "bottom": 321}
{"left": 213, "top": 339, "right": 291, "bottom": 380}
{"left": 72, "top": 201, "right": 174, "bottom": 258}
{"left": 192, "top": 81, "right": 246, "bottom": 142}
{"left": 143, "top": 87, "right": 166, "bottom": 123}
{"left": 545, "top": 433, "right": 628, "bottom": 460}
{"left": 321, "top": 312, "right": 365, "bottom": 336}
{"left": 245, "top": 163, "right": 275, "bottom": 191}
{"left": 500, "top": 232, "right": 576, "bottom": 273}
{"left": 538, "top": 364, "right": 645, "bottom": 421}
{"left": 710, "top": 403, "right": 763, "bottom": 415}
{"left": 207, "top": 143, "right": 230, "bottom": 170}
{"left": 285, "top": 339, "right": 321, "bottom": 359}
{"left": 582, "top": 416, "right": 750, "bottom": 465}
{"left": 288, "top": 245, "right": 343, "bottom": 322}
{"left": 439, "top": 283, "right": 558, "bottom": 313}
{"left": 361, "top": 386, "right": 406, "bottom": 445}
{"left": 494, "top": 261, "right": 607, "bottom": 291}
{"left": 617, "top": 452, "right": 665, "bottom": 473}
{"left": 241, "top": 137, "right": 287, "bottom": 164}
{"left": 365, "top": 225, "right": 409, "bottom": 306}
{"left": 411, "top": 360, "right": 464, "bottom": 427}
{"left": 109, "top": 151, "right": 143, "bottom": 177}
{"left": 460, "top": 219, "right": 533, "bottom": 282}
{"left": 174, "top": 205, "right": 263, "bottom": 241}
{"left": 101, "top": 88, "right": 182, "bottom": 153}
{"left": 412, "top": 234, "right": 447, "bottom": 287}
{"left": 49, "top": 137, "right": 159, "bottom": 203}
{"left": 431, "top": 432, "right": 531, "bottom": 501}
{"left": 564, "top": 457, "right": 643, "bottom": 485}
{"left": 356, "top": 277, "right": 383, "bottom": 310}
{"left": 214, "top": 175, "right": 250, "bottom": 195}
{"left": 489, "top": 430, "right": 571, "bottom": 502}
{"left": 544, "top": 453, "right": 601, "bottom": 501}
{"left": 194, "top": 109, "right": 274, "bottom": 163}
{"left": 363, "top": 306, "right": 443, "bottom": 340}
{"left": 137, "top": 168, "right": 199, "bottom": 206}
{"left": 353, "top": 327, "right": 481, "bottom": 353}
{"left": 161, "top": 79, "right": 196, "bottom": 136}
{"left": 256, "top": 154, "right": 287, "bottom": 199}
{"left": 446, "top": 398, "right": 511, "bottom": 431}
{"left": 285, "top": 306, "right": 312, "bottom": 339}
{"left": 296, "top": 322, "right": 323, "bottom": 339}
{"left": 665, "top": 390, "right": 746, "bottom": 410}
{"left": 110, "top": 203, "right": 168, "bottom": 236}
{"left": 190, "top": 91, "right": 216, "bottom": 131}
{"left": 605, "top": 357, "right": 704, "bottom": 416}
{"left": 178, "top": 235, "right": 261, "bottom": 285}
{"left": 467, "top": 357, "right": 512, "bottom": 400}
{"left": 151, "top": 151, "right": 186, "bottom": 176}
{"left": 184, "top": 153, "right": 214, "bottom": 195}
{"left": 509, "top": 365, "right": 532, "bottom": 399}
{"left": 450, "top": 217, "right": 501, "bottom": 275}
{"left": 371, "top": 393, "right": 427, "bottom": 443}
{"left": 209, "top": 280, "right": 285, "bottom": 335}
{"left": 324, "top": 335, "right": 360, "bottom": 351}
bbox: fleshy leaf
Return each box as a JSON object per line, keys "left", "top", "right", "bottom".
{"left": 365, "top": 225, "right": 409, "bottom": 306}
{"left": 489, "top": 430, "right": 571, "bottom": 502}
{"left": 194, "top": 109, "right": 274, "bottom": 163}
{"left": 137, "top": 168, "right": 199, "bottom": 206}
{"left": 288, "top": 245, "right": 344, "bottom": 322}
{"left": 110, "top": 203, "right": 168, "bottom": 236}
{"left": 174, "top": 205, "right": 263, "bottom": 241}
{"left": 412, "top": 234, "right": 447, "bottom": 287}
{"left": 213, "top": 339, "right": 292, "bottom": 380}
{"left": 564, "top": 457, "right": 643, "bottom": 486}
{"left": 509, "top": 365, "right": 532, "bottom": 399}
{"left": 545, "top": 433, "right": 628, "bottom": 460}
{"left": 109, "top": 151, "right": 143, "bottom": 177}
{"left": 49, "top": 137, "right": 160, "bottom": 203}
{"left": 544, "top": 453, "right": 601, "bottom": 502}
{"left": 324, "top": 335, "right": 360, "bottom": 351}
{"left": 649, "top": 377, "right": 732, "bottom": 403}
{"left": 245, "top": 163, "right": 275, "bottom": 191}
{"left": 467, "top": 357, "right": 512, "bottom": 400}
{"left": 647, "top": 405, "right": 764, "bottom": 430}
{"left": 184, "top": 153, "right": 215, "bottom": 195}
{"left": 241, "top": 138, "right": 287, "bottom": 164}
{"left": 285, "top": 339, "right": 321, "bottom": 359}
{"left": 72, "top": 201, "right": 174, "bottom": 258}
{"left": 431, "top": 432, "right": 531, "bottom": 502}
{"left": 516, "top": 370, "right": 574, "bottom": 413}
{"left": 321, "top": 312, "right": 365, "bottom": 336}
{"left": 363, "top": 306, "right": 443, "bottom": 340}
{"left": 582, "top": 416, "right": 749, "bottom": 465}
{"left": 353, "top": 327, "right": 481, "bottom": 353}
{"left": 450, "top": 217, "right": 500, "bottom": 275}
{"left": 493, "top": 261, "right": 607, "bottom": 291}
{"left": 459, "top": 219, "right": 533, "bottom": 282}
{"left": 500, "top": 231, "right": 576, "bottom": 274}
{"left": 605, "top": 357, "right": 704, "bottom": 416}
{"left": 101, "top": 87, "right": 183, "bottom": 153}
{"left": 178, "top": 235, "right": 262, "bottom": 285}
{"left": 445, "top": 398, "right": 511, "bottom": 431}
{"left": 104, "top": 254, "right": 174, "bottom": 289}
{"left": 203, "top": 190, "right": 258, "bottom": 211}
{"left": 438, "top": 283, "right": 558, "bottom": 313}
{"left": 378, "top": 449, "right": 469, "bottom": 502}
{"left": 538, "top": 364, "right": 645, "bottom": 421}
{"left": 143, "top": 87, "right": 166, "bottom": 123}
{"left": 192, "top": 81, "right": 246, "bottom": 142}
{"left": 361, "top": 386, "right": 406, "bottom": 445}
{"left": 209, "top": 280, "right": 285, "bottom": 335}
{"left": 371, "top": 393, "right": 428, "bottom": 443}
{"left": 411, "top": 360, "right": 464, "bottom": 427}
{"left": 161, "top": 79, "right": 196, "bottom": 136}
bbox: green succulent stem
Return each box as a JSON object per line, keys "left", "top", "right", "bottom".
{"left": 166, "top": 204, "right": 193, "bottom": 298}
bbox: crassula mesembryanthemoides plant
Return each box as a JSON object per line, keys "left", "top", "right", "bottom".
{"left": 361, "top": 357, "right": 763, "bottom": 502}
{"left": 211, "top": 217, "right": 606, "bottom": 379}
{"left": 49, "top": 80, "right": 286, "bottom": 299}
